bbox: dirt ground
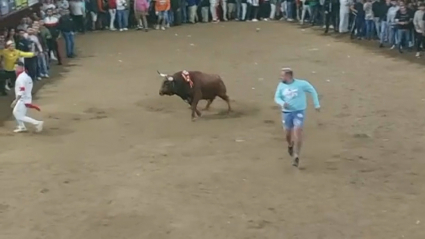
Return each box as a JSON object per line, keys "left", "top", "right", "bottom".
{"left": 1, "top": 22, "right": 424, "bottom": 239}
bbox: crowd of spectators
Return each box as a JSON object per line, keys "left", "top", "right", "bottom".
{"left": 0, "top": 0, "right": 423, "bottom": 96}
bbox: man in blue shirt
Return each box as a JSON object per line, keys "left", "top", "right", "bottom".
{"left": 274, "top": 68, "right": 321, "bottom": 167}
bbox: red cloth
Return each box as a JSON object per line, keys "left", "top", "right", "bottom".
{"left": 109, "top": 0, "right": 117, "bottom": 9}
{"left": 25, "top": 104, "right": 41, "bottom": 111}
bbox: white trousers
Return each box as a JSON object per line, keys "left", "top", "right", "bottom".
{"left": 339, "top": 8, "right": 349, "bottom": 33}
{"left": 221, "top": 0, "right": 228, "bottom": 20}
{"left": 13, "top": 101, "right": 40, "bottom": 128}
{"left": 210, "top": 0, "right": 218, "bottom": 20}
{"left": 241, "top": 3, "right": 247, "bottom": 20}
{"left": 270, "top": 4, "right": 276, "bottom": 19}
{"left": 109, "top": 9, "right": 117, "bottom": 29}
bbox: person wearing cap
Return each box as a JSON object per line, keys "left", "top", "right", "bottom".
{"left": 10, "top": 61, "right": 44, "bottom": 133}
{"left": 0, "top": 40, "right": 35, "bottom": 89}
{"left": 274, "top": 68, "right": 320, "bottom": 168}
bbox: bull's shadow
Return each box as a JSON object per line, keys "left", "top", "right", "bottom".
{"left": 199, "top": 100, "right": 260, "bottom": 121}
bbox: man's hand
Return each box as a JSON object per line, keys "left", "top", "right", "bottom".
{"left": 10, "top": 100, "right": 17, "bottom": 109}
{"left": 283, "top": 102, "right": 289, "bottom": 109}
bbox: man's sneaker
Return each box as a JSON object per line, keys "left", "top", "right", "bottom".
{"left": 398, "top": 46, "right": 403, "bottom": 53}
{"left": 155, "top": 25, "right": 160, "bottom": 30}
{"left": 14, "top": 127, "right": 27, "bottom": 133}
{"left": 288, "top": 145, "right": 293, "bottom": 157}
{"left": 110, "top": 28, "right": 117, "bottom": 31}
{"left": 123, "top": 28, "right": 128, "bottom": 31}
{"left": 252, "top": 18, "right": 258, "bottom": 22}
{"left": 37, "top": 77, "right": 42, "bottom": 81}
{"left": 35, "top": 121, "right": 44, "bottom": 133}
{"left": 5, "top": 84, "right": 10, "bottom": 91}
{"left": 119, "top": 28, "right": 124, "bottom": 31}
{"left": 45, "top": 74, "right": 50, "bottom": 78}
{"left": 390, "top": 45, "right": 395, "bottom": 50}
{"left": 287, "top": 18, "right": 294, "bottom": 22}
{"left": 161, "top": 26, "right": 166, "bottom": 30}
{"left": 292, "top": 157, "right": 299, "bottom": 167}
{"left": 416, "top": 52, "right": 421, "bottom": 58}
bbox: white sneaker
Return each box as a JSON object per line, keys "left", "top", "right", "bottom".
{"left": 45, "top": 74, "right": 49, "bottom": 78}
{"left": 110, "top": 28, "right": 117, "bottom": 31}
{"left": 252, "top": 18, "right": 258, "bottom": 22}
{"left": 5, "top": 84, "right": 10, "bottom": 91}
{"left": 35, "top": 121, "right": 44, "bottom": 133}
{"left": 155, "top": 25, "right": 160, "bottom": 30}
{"left": 14, "top": 127, "right": 27, "bottom": 133}
{"left": 287, "top": 18, "right": 294, "bottom": 22}
{"left": 416, "top": 52, "right": 421, "bottom": 57}
{"left": 123, "top": 28, "right": 128, "bottom": 31}
{"left": 37, "top": 77, "right": 42, "bottom": 81}
{"left": 390, "top": 45, "right": 395, "bottom": 50}
{"left": 161, "top": 26, "right": 166, "bottom": 30}
{"left": 119, "top": 28, "right": 123, "bottom": 31}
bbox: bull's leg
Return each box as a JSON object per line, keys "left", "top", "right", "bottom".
{"left": 203, "top": 98, "right": 215, "bottom": 111}
{"left": 191, "top": 95, "right": 202, "bottom": 121}
{"left": 218, "top": 94, "right": 232, "bottom": 113}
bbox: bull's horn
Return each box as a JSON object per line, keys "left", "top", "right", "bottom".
{"left": 157, "top": 70, "right": 167, "bottom": 78}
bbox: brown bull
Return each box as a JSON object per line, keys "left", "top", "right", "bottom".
{"left": 157, "top": 70, "right": 232, "bottom": 121}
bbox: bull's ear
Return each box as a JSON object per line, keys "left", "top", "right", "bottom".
{"left": 157, "top": 70, "right": 167, "bottom": 78}
{"left": 167, "top": 77, "right": 174, "bottom": 81}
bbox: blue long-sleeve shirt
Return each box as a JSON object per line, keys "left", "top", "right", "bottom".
{"left": 274, "top": 79, "right": 320, "bottom": 112}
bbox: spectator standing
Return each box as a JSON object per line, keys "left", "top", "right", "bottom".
{"left": 210, "top": 0, "right": 219, "bottom": 22}
{"left": 339, "top": 0, "right": 351, "bottom": 32}
{"left": 88, "top": 0, "right": 99, "bottom": 30}
{"left": 59, "top": 10, "right": 76, "bottom": 57}
{"left": 38, "top": 20, "right": 52, "bottom": 76}
{"left": 26, "top": 27, "right": 42, "bottom": 81}
{"left": 221, "top": 0, "right": 229, "bottom": 21}
{"left": 170, "top": 0, "right": 182, "bottom": 26}
{"left": 228, "top": 0, "right": 237, "bottom": 19}
{"left": 395, "top": 4, "right": 412, "bottom": 53}
{"left": 134, "top": 0, "right": 150, "bottom": 30}
{"left": 387, "top": 0, "right": 399, "bottom": 48}
{"left": 33, "top": 25, "right": 49, "bottom": 78}
{"left": 301, "top": 0, "right": 312, "bottom": 24}
{"left": 364, "top": 0, "right": 374, "bottom": 39}
{"left": 241, "top": 0, "right": 248, "bottom": 20}
{"left": 44, "top": 8, "right": 62, "bottom": 64}
{"left": 17, "top": 18, "right": 30, "bottom": 31}
{"left": 108, "top": 0, "right": 117, "bottom": 30}
{"left": 187, "top": 0, "right": 199, "bottom": 23}
{"left": 413, "top": 3, "right": 424, "bottom": 57}
{"left": 200, "top": 0, "right": 210, "bottom": 22}
{"left": 117, "top": 0, "right": 129, "bottom": 31}
{"left": 156, "top": 0, "right": 171, "bottom": 29}
{"left": 70, "top": 0, "right": 86, "bottom": 33}
{"left": 351, "top": 0, "right": 365, "bottom": 39}
{"left": 324, "top": 0, "right": 338, "bottom": 33}
{"left": 286, "top": 0, "right": 295, "bottom": 21}
{"left": 7, "top": 28, "right": 17, "bottom": 45}
{"left": 378, "top": 0, "right": 390, "bottom": 46}
{"left": 0, "top": 41, "right": 34, "bottom": 88}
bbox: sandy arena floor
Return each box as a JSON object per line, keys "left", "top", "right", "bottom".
{"left": 0, "top": 22, "right": 424, "bottom": 239}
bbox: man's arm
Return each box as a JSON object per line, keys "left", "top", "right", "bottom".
{"left": 302, "top": 81, "right": 320, "bottom": 109}
{"left": 274, "top": 83, "right": 285, "bottom": 106}
{"left": 18, "top": 50, "right": 35, "bottom": 58}
{"left": 11, "top": 78, "right": 24, "bottom": 108}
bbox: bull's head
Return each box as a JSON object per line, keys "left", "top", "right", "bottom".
{"left": 157, "top": 70, "right": 175, "bottom": 96}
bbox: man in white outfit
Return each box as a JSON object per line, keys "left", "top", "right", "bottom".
{"left": 11, "top": 62, "right": 44, "bottom": 133}
{"left": 339, "top": 0, "right": 351, "bottom": 33}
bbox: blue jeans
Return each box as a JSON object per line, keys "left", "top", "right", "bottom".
{"left": 380, "top": 21, "right": 388, "bottom": 43}
{"left": 282, "top": 110, "right": 306, "bottom": 129}
{"left": 389, "top": 25, "right": 399, "bottom": 45}
{"left": 236, "top": 0, "right": 241, "bottom": 19}
{"left": 397, "top": 29, "right": 409, "bottom": 48}
{"left": 365, "top": 19, "right": 374, "bottom": 39}
{"left": 168, "top": 10, "right": 174, "bottom": 25}
{"left": 116, "top": 9, "right": 128, "bottom": 29}
{"left": 62, "top": 31, "right": 75, "bottom": 57}
{"left": 181, "top": 0, "right": 187, "bottom": 23}
{"left": 286, "top": 1, "right": 294, "bottom": 19}
{"left": 37, "top": 53, "right": 49, "bottom": 76}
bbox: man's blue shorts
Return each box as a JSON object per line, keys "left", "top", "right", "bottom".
{"left": 282, "top": 110, "right": 306, "bottom": 130}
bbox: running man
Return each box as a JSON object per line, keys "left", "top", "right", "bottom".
{"left": 11, "top": 61, "right": 44, "bottom": 133}
{"left": 274, "top": 68, "right": 320, "bottom": 167}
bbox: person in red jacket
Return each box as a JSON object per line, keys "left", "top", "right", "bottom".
{"left": 108, "top": 0, "right": 118, "bottom": 30}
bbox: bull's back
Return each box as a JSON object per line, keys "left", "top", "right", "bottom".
{"left": 197, "top": 74, "right": 227, "bottom": 99}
